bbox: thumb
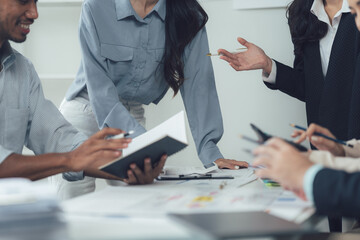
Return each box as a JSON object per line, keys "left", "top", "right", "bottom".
{"left": 237, "top": 37, "right": 250, "bottom": 47}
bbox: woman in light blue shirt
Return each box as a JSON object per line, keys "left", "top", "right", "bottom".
{"left": 52, "top": 0, "right": 248, "bottom": 199}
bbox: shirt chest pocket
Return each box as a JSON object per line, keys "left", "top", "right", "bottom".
{"left": 101, "top": 44, "right": 134, "bottom": 81}
{"left": 4, "top": 108, "right": 30, "bottom": 153}
{"left": 154, "top": 48, "right": 164, "bottom": 63}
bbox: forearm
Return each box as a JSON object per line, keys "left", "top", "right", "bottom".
{"left": 309, "top": 151, "right": 360, "bottom": 173}
{"left": 0, "top": 153, "right": 71, "bottom": 181}
{"left": 313, "top": 169, "right": 360, "bottom": 217}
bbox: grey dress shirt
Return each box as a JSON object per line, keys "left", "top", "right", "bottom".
{"left": 0, "top": 41, "right": 86, "bottom": 181}
{"left": 66, "top": 0, "right": 224, "bottom": 166}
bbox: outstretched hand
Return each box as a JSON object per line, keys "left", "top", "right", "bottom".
{"left": 218, "top": 37, "right": 273, "bottom": 74}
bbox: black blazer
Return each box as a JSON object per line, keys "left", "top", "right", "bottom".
{"left": 265, "top": 13, "right": 360, "bottom": 141}
{"left": 348, "top": 54, "right": 360, "bottom": 139}
{"left": 313, "top": 168, "right": 360, "bottom": 217}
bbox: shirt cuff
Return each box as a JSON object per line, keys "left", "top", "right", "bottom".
{"left": 0, "top": 145, "right": 15, "bottom": 165}
{"left": 303, "top": 164, "right": 323, "bottom": 203}
{"left": 199, "top": 145, "right": 224, "bottom": 168}
{"left": 62, "top": 171, "right": 85, "bottom": 182}
{"left": 344, "top": 138, "right": 360, "bottom": 158}
{"left": 262, "top": 59, "right": 277, "bottom": 84}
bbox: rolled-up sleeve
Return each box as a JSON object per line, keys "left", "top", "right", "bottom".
{"left": 25, "top": 61, "right": 86, "bottom": 181}
{"left": 0, "top": 145, "right": 14, "bottom": 165}
{"left": 78, "top": 3, "right": 146, "bottom": 136}
{"left": 180, "top": 27, "right": 224, "bottom": 167}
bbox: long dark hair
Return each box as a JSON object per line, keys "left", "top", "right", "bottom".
{"left": 287, "top": 0, "right": 328, "bottom": 56}
{"left": 164, "top": 0, "right": 208, "bottom": 95}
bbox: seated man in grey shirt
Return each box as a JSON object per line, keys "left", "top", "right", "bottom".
{"left": 0, "top": 0, "right": 166, "bottom": 184}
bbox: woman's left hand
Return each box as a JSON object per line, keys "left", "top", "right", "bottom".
{"left": 215, "top": 158, "right": 249, "bottom": 169}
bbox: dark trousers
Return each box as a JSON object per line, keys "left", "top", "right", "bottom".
{"left": 328, "top": 216, "right": 342, "bottom": 232}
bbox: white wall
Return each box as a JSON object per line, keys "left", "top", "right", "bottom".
{"left": 16, "top": 0, "right": 307, "bottom": 167}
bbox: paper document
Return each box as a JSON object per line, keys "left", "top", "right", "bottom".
{"left": 0, "top": 178, "right": 61, "bottom": 225}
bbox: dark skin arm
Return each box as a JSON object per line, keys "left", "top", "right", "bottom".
{"left": 0, "top": 128, "right": 168, "bottom": 184}
{"left": 0, "top": 128, "right": 128, "bottom": 181}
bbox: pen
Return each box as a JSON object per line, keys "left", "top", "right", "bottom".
{"left": 107, "top": 130, "right": 134, "bottom": 140}
{"left": 265, "top": 182, "right": 281, "bottom": 187}
{"left": 290, "top": 124, "right": 354, "bottom": 148}
{"left": 207, "top": 47, "right": 247, "bottom": 57}
{"left": 157, "top": 175, "right": 234, "bottom": 181}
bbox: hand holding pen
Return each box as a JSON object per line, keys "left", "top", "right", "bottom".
{"left": 290, "top": 123, "right": 348, "bottom": 157}
{"left": 106, "top": 130, "right": 135, "bottom": 140}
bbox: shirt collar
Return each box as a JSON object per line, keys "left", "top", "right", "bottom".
{"left": 115, "top": 0, "right": 166, "bottom": 22}
{"left": 311, "top": 0, "right": 350, "bottom": 25}
{"left": 0, "top": 41, "right": 15, "bottom": 68}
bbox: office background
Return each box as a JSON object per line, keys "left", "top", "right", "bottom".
{"left": 14, "top": 0, "right": 307, "bottom": 168}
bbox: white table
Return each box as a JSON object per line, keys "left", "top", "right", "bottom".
{"left": 61, "top": 170, "right": 314, "bottom": 240}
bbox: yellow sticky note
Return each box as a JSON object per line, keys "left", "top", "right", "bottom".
{"left": 192, "top": 196, "right": 213, "bottom": 202}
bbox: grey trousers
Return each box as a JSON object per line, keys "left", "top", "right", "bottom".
{"left": 49, "top": 94, "right": 145, "bottom": 200}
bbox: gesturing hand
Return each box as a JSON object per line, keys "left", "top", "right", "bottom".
{"left": 218, "top": 37, "right": 273, "bottom": 74}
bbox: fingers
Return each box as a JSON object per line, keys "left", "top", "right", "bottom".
{"left": 75, "top": 150, "right": 122, "bottom": 171}
{"left": 255, "top": 168, "right": 272, "bottom": 180}
{"left": 143, "top": 158, "right": 152, "bottom": 176}
{"left": 215, "top": 159, "right": 248, "bottom": 170}
{"left": 253, "top": 144, "right": 277, "bottom": 158}
{"left": 130, "top": 164, "right": 145, "bottom": 184}
{"left": 229, "top": 63, "right": 245, "bottom": 71}
{"left": 127, "top": 169, "right": 138, "bottom": 184}
{"left": 264, "top": 138, "right": 288, "bottom": 149}
{"left": 309, "top": 135, "right": 332, "bottom": 147}
{"left": 235, "top": 160, "right": 249, "bottom": 168}
{"left": 153, "top": 155, "right": 167, "bottom": 175}
{"left": 253, "top": 155, "right": 272, "bottom": 169}
{"left": 237, "top": 37, "right": 249, "bottom": 47}
{"left": 309, "top": 135, "right": 340, "bottom": 152}
{"left": 93, "top": 128, "right": 124, "bottom": 139}
{"left": 308, "top": 123, "right": 334, "bottom": 138}
{"left": 218, "top": 49, "right": 238, "bottom": 61}
{"left": 292, "top": 129, "right": 306, "bottom": 143}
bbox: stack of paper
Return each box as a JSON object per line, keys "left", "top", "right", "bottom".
{"left": 0, "top": 178, "right": 61, "bottom": 226}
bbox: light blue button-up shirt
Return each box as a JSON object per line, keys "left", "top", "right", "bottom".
{"left": 0, "top": 41, "right": 86, "bottom": 181}
{"left": 304, "top": 164, "right": 324, "bottom": 203}
{"left": 66, "top": 0, "right": 224, "bottom": 166}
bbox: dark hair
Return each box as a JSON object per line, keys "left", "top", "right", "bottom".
{"left": 164, "top": 0, "right": 208, "bottom": 95}
{"left": 287, "top": 0, "right": 328, "bottom": 56}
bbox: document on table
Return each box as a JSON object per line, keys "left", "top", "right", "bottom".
{"left": 0, "top": 178, "right": 61, "bottom": 225}
{"left": 265, "top": 191, "right": 314, "bottom": 223}
{"left": 160, "top": 167, "right": 257, "bottom": 185}
{"left": 62, "top": 168, "right": 312, "bottom": 223}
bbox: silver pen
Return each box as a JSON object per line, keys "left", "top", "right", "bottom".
{"left": 107, "top": 130, "right": 134, "bottom": 140}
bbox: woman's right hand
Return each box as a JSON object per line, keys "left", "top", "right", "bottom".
{"left": 217, "top": 37, "right": 273, "bottom": 74}
{"left": 292, "top": 123, "right": 345, "bottom": 157}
